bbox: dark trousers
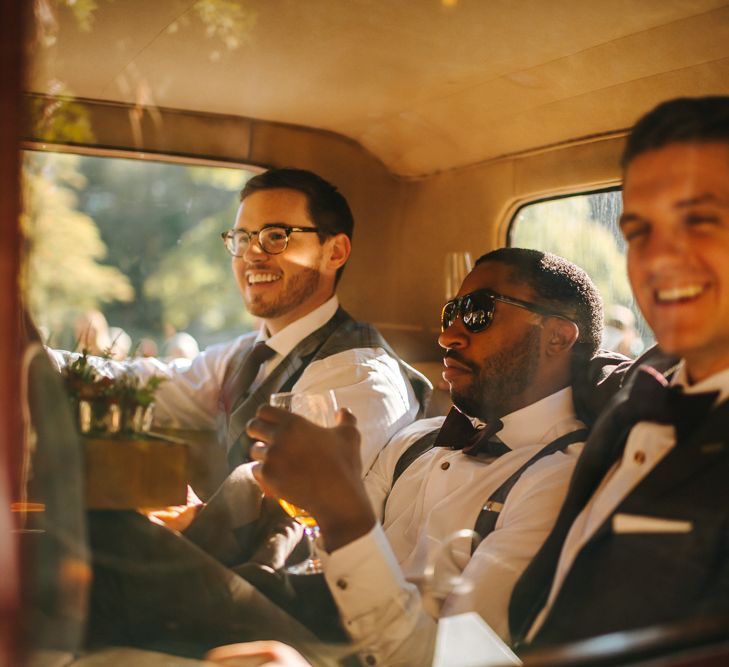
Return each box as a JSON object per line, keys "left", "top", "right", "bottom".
{"left": 86, "top": 511, "right": 320, "bottom": 655}
{"left": 85, "top": 471, "right": 349, "bottom": 665}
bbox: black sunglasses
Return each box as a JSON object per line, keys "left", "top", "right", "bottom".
{"left": 441, "top": 288, "right": 574, "bottom": 333}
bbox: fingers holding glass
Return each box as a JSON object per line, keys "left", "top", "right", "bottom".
{"left": 264, "top": 391, "right": 338, "bottom": 575}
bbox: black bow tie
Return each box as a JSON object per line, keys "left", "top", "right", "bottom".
{"left": 618, "top": 365, "right": 718, "bottom": 442}
{"left": 436, "top": 407, "right": 510, "bottom": 458}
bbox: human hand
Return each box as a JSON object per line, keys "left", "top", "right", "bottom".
{"left": 205, "top": 640, "right": 311, "bottom": 666}
{"left": 143, "top": 502, "right": 201, "bottom": 532}
{"left": 247, "top": 407, "right": 375, "bottom": 552}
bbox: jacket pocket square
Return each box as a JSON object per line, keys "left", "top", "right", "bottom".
{"left": 612, "top": 513, "right": 693, "bottom": 534}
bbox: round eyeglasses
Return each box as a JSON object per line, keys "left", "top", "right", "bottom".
{"left": 442, "top": 288, "right": 576, "bottom": 333}
{"left": 221, "top": 225, "right": 320, "bottom": 256}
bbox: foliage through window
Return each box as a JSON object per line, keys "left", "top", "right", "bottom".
{"left": 22, "top": 149, "right": 257, "bottom": 357}
{"left": 509, "top": 190, "right": 653, "bottom": 358}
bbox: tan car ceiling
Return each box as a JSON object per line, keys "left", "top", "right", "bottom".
{"left": 27, "top": 0, "right": 729, "bottom": 178}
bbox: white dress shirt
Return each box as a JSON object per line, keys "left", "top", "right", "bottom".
{"left": 48, "top": 297, "right": 422, "bottom": 472}
{"left": 319, "top": 387, "right": 585, "bottom": 667}
{"left": 527, "top": 362, "right": 729, "bottom": 641}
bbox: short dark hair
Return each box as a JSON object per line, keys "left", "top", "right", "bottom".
{"left": 475, "top": 248, "right": 603, "bottom": 379}
{"left": 622, "top": 96, "right": 729, "bottom": 169}
{"left": 240, "top": 168, "right": 354, "bottom": 284}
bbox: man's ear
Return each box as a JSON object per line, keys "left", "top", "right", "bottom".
{"left": 544, "top": 318, "right": 580, "bottom": 356}
{"left": 326, "top": 233, "right": 351, "bottom": 271}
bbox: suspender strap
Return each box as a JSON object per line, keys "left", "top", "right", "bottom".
{"left": 391, "top": 426, "right": 588, "bottom": 550}
{"left": 392, "top": 428, "right": 441, "bottom": 487}
{"left": 472, "top": 428, "right": 588, "bottom": 551}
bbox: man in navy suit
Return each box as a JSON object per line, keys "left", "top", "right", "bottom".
{"left": 509, "top": 96, "right": 729, "bottom": 647}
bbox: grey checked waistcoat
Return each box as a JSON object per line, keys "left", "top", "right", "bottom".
{"left": 221, "top": 307, "right": 431, "bottom": 470}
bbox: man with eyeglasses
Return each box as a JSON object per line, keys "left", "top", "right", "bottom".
{"left": 100, "top": 168, "right": 429, "bottom": 479}
{"left": 246, "top": 247, "right": 604, "bottom": 666}
{"left": 76, "top": 169, "right": 427, "bottom": 655}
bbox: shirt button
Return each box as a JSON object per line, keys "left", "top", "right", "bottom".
{"left": 441, "top": 461, "right": 450, "bottom": 470}
{"left": 633, "top": 450, "right": 646, "bottom": 464}
{"left": 364, "top": 656, "right": 376, "bottom": 665}
{"left": 336, "top": 578, "right": 348, "bottom": 590}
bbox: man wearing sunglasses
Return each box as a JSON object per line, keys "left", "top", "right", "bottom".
{"left": 248, "top": 247, "right": 603, "bottom": 665}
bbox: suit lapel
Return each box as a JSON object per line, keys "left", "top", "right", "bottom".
{"left": 227, "top": 353, "right": 307, "bottom": 450}
{"left": 564, "top": 394, "right": 729, "bottom": 549}
{"left": 620, "top": 397, "right": 729, "bottom": 504}
{"left": 225, "top": 309, "right": 352, "bottom": 468}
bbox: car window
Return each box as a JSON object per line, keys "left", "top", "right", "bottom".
{"left": 509, "top": 189, "right": 653, "bottom": 357}
{"left": 22, "top": 149, "right": 257, "bottom": 358}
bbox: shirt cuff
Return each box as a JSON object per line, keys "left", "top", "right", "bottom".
{"left": 319, "top": 523, "right": 412, "bottom": 621}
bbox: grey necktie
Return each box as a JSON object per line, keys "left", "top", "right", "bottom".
{"left": 229, "top": 341, "right": 276, "bottom": 413}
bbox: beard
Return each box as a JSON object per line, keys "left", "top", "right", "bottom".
{"left": 451, "top": 326, "right": 542, "bottom": 420}
{"left": 245, "top": 265, "right": 322, "bottom": 320}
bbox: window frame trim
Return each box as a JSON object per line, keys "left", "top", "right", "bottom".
{"left": 506, "top": 185, "right": 623, "bottom": 247}
{"left": 20, "top": 140, "right": 265, "bottom": 173}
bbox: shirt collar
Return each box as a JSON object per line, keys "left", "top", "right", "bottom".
{"left": 493, "top": 387, "right": 580, "bottom": 451}
{"left": 670, "top": 360, "right": 729, "bottom": 405}
{"left": 256, "top": 295, "right": 339, "bottom": 359}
